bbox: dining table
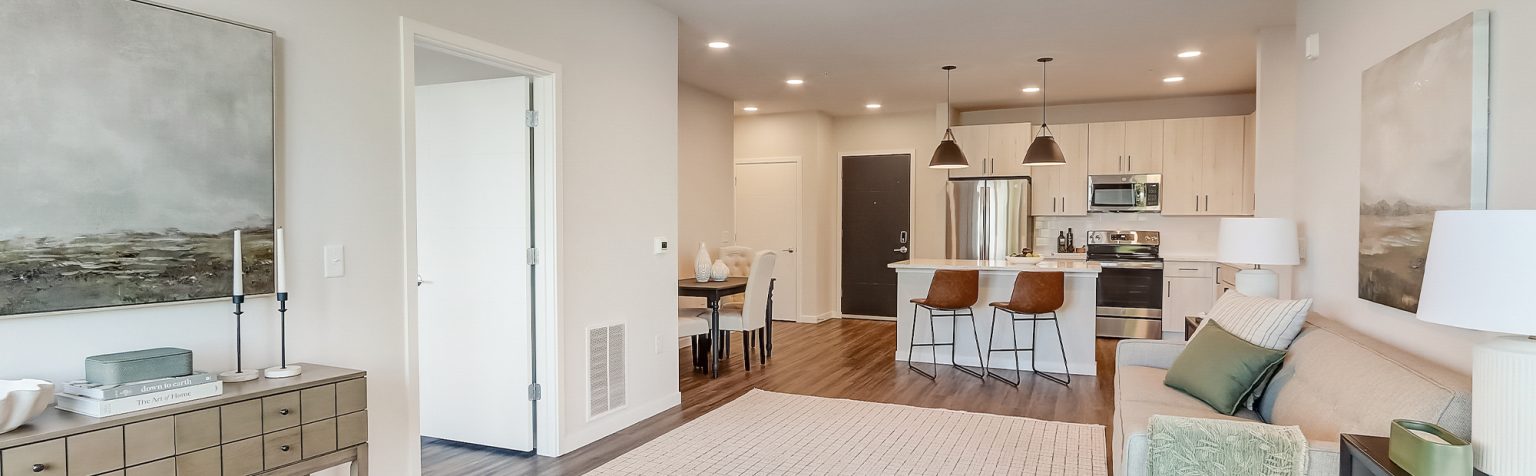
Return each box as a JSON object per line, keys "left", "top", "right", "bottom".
{"left": 678, "top": 277, "right": 769, "bottom": 378}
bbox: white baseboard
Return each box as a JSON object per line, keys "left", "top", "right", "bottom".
{"left": 559, "top": 391, "right": 682, "bottom": 456}
{"left": 841, "top": 314, "right": 896, "bottom": 322}
{"left": 799, "top": 311, "right": 834, "bottom": 323}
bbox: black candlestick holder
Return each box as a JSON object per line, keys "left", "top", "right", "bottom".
{"left": 219, "top": 295, "right": 259, "bottom": 382}
{"left": 264, "top": 292, "right": 302, "bottom": 378}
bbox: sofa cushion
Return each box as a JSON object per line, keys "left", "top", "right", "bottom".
{"left": 1164, "top": 322, "right": 1288, "bottom": 415}
{"left": 1117, "top": 366, "right": 1217, "bottom": 412}
{"left": 1202, "top": 291, "right": 1312, "bottom": 350}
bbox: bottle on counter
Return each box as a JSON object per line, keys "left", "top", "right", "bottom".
{"left": 1066, "top": 228, "right": 1074, "bottom": 253}
{"left": 1057, "top": 231, "right": 1068, "bottom": 254}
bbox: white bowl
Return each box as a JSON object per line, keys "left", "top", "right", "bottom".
{"left": 1005, "top": 256, "right": 1044, "bottom": 265}
{"left": 0, "top": 379, "right": 54, "bottom": 434}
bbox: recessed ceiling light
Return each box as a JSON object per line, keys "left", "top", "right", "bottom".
{"left": 1163, "top": 76, "right": 1185, "bottom": 83}
{"left": 866, "top": 103, "right": 882, "bottom": 109}
{"left": 1021, "top": 87, "right": 1041, "bottom": 93}
{"left": 708, "top": 41, "right": 730, "bottom": 49}
{"left": 1177, "top": 50, "right": 1202, "bottom": 58}
{"left": 785, "top": 79, "right": 805, "bottom": 85}
{"left": 742, "top": 106, "right": 759, "bottom": 112}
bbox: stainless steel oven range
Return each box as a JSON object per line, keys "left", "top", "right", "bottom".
{"left": 1087, "top": 230, "right": 1164, "bottom": 339}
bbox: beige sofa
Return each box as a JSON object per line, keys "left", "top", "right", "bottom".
{"left": 1113, "top": 316, "right": 1472, "bottom": 476}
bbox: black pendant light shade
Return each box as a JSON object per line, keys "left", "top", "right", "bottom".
{"left": 1023, "top": 57, "right": 1067, "bottom": 166}
{"left": 929, "top": 65, "right": 970, "bottom": 169}
{"left": 929, "top": 128, "right": 969, "bottom": 169}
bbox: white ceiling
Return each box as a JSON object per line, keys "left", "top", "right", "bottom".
{"left": 647, "top": 0, "right": 1295, "bottom": 116}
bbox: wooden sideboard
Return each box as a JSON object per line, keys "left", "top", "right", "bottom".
{"left": 0, "top": 364, "right": 367, "bottom": 476}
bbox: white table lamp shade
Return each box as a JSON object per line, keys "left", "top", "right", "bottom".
{"left": 1417, "top": 210, "right": 1536, "bottom": 336}
{"left": 1217, "top": 218, "right": 1300, "bottom": 265}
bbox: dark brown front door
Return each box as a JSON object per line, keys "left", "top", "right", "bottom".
{"left": 841, "top": 154, "right": 911, "bottom": 318}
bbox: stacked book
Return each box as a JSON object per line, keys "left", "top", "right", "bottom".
{"left": 55, "top": 372, "right": 223, "bottom": 418}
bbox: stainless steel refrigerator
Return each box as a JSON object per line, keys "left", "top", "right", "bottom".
{"left": 945, "top": 177, "right": 1032, "bottom": 260}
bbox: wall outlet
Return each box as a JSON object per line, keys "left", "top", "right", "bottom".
{"left": 720, "top": 230, "right": 733, "bottom": 244}
{"left": 324, "top": 245, "right": 345, "bottom": 278}
{"left": 653, "top": 335, "right": 663, "bottom": 355}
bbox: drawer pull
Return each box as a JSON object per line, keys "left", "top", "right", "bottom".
{"left": 280, "top": 445, "right": 291, "bottom": 452}
{"left": 1178, "top": 268, "right": 1199, "bottom": 271}
{"left": 32, "top": 464, "right": 46, "bottom": 472}
{"left": 279, "top": 408, "right": 291, "bottom": 416}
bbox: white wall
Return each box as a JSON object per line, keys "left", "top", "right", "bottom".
{"left": 678, "top": 83, "right": 736, "bottom": 275}
{"left": 830, "top": 111, "right": 945, "bottom": 260}
{"left": 1295, "top": 0, "right": 1536, "bottom": 372}
{"left": 0, "top": 0, "right": 680, "bottom": 470}
{"left": 734, "top": 111, "right": 835, "bottom": 322}
{"left": 960, "top": 94, "right": 1255, "bottom": 126}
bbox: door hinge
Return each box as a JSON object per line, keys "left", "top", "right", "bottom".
{"left": 528, "top": 383, "right": 542, "bottom": 401}
{"left": 526, "top": 110, "right": 540, "bottom": 128}
{"left": 527, "top": 248, "right": 539, "bottom": 265}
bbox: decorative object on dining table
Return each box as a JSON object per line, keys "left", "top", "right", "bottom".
{"left": 1217, "top": 217, "right": 1301, "bottom": 298}
{"left": 0, "top": 379, "right": 53, "bottom": 434}
{"left": 0, "top": 0, "right": 276, "bottom": 318}
{"left": 263, "top": 228, "right": 302, "bottom": 379}
{"left": 1415, "top": 209, "right": 1536, "bottom": 475}
{"left": 84, "top": 347, "right": 194, "bottom": 386}
{"left": 1358, "top": 11, "right": 1489, "bottom": 313}
{"left": 220, "top": 229, "right": 259, "bottom": 383}
{"left": 710, "top": 259, "right": 730, "bottom": 282}
{"left": 695, "top": 242, "right": 713, "bottom": 282}
{"left": 1387, "top": 419, "right": 1474, "bottom": 476}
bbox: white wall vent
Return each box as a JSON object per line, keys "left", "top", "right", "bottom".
{"left": 588, "top": 323, "right": 627, "bottom": 418}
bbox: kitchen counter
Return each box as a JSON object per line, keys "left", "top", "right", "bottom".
{"left": 887, "top": 259, "right": 1100, "bottom": 376}
{"left": 888, "top": 259, "right": 1101, "bottom": 274}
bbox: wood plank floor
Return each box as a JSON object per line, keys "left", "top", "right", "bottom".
{"left": 421, "top": 318, "right": 1119, "bottom": 475}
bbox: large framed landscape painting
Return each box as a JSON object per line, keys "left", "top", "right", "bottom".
{"left": 1359, "top": 11, "right": 1489, "bottom": 313}
{"left": 0, "top": 0, "right": 275, "bottom": 317}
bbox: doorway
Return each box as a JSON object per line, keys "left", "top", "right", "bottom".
{"left": 840, "top": 154, "right": 912, "bottom": 319}
{"left": 733, "top": 158, "right": 800, "bottom": 322}
{"left": 401, "top": 19, "right": 562, "bottom": 463}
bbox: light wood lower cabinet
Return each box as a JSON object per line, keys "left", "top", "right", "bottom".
{"left": 1163, "top": 261, "right": 1217, "bottom": 340}
{"left": 0, "top": 366, "right": 367, "bottom": 476}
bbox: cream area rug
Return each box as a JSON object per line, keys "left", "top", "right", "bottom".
{"left": 587, "top": 390, "right": 1108, "bottom": 475}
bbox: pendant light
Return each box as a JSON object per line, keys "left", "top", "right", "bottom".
{"left": 929, "top": 65, "right": 969, "bottom": 169}
{"left": 1023, "top": 57, "right": 1067, "bottom": 166}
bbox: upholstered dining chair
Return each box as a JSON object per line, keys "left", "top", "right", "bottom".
{"left": 678, "top": 309, "right": 711, "bottom": 372}
{"left": 719, "top": 245, "right": 754, "bottom": 304}
{"left": 714, "top": 250, "right": 776, "bottom": 370}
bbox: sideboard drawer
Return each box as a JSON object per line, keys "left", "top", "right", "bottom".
{"left": 301, "top": 419, "right": 337, "bottom": 459}
{"left": 336, "top": 378, "right": 366, "bottom": 414}
{"left": 262, "top": 392, "right": 302, "bottom": 433}
{"left": 221, "top": 400, "right": 263, "bottom": 443}
{"left": 124, "top": 458, "right": 174, "bottom": 476}
{"left": 2, "top": 439, "right": 66, "bottom": 476}
{"left": 263, "top": 426, "right": 302, "bottom": 470}
{"left": 337, "top": 411, "right": 368, "bottom": 449}
{"left": 67, "top": 426, "right": 124, "bottom": 475}
{"left": 221, "top": 436, "right": 263, "bottom": 476}
{"left": 175, "top": 408, "right": 220, "bottom": 452}
{"left": 300, "top": 384, "right": 336, "bottom": 424}
{"left": 174, "top": 447, "right": 220, "bottom": 475}
{"left": 124, "top": 416, "right": 175, "bottom": 466}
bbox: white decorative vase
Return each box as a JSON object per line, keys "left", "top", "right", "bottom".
{"left": 694, "top": 243, "right": 712, "bottom": 283}
{"left": 0, "top": 379, "right": 54, "bottom": 434}
{"left": 711, "top": 260, "right": 730, "bottom": 281}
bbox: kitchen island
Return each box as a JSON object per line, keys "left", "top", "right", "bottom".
{"left": 888, "top": 259, "right": 1101, "bottom": 376}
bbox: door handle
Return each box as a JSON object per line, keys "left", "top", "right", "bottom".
{"left": 894, "top": 246, "right": 909, "bottom": 254}
{"left": 899, "top": 231, "right": 909, "bottom": 244}
{"left": 416, "top": 275, "right": 433, "bottom": 286}
{"left": 781, "top": 248, "right": 796, "bottom": 254}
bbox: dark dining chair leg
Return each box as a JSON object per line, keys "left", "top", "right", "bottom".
{"left": 742, "top": 331, "right": 752, "bottom": 371}
{"left": 689, "top": 336, "right": 698, "bottom": 369}
{"left": 757, "top": 330, "right": 767, "bottom": 365}
{"left": 710, "top": 299, "right": 722, "bottom": 379}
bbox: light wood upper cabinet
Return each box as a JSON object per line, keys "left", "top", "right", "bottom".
{"left": 990, "top": 123, "right": 1033, "bottom": 177}
{"left": 945, "top": 125, "right": 989, "bottom": 178}
{"left": 1123, "top": 120, "right": 1164, "bottom": 174}
{"left": 1243, "top": 114, "right": 1256, "bottom": 214}
{"left": 1087, "top": 122, "right": 1126, "bottom": 175}
{"left": 1161, "top": 116, "right": 1249, "bottom": 215}
{"left": 1029, "top": 123, "right": 1089, "bottom": 216}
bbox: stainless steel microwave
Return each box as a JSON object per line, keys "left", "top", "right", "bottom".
{"left": 1088, "top": 174, "right": 1161, "bottom": 212}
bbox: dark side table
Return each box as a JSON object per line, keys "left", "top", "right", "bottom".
{"left": 1340, "top": 433, "right": 1487, "bottom": 476}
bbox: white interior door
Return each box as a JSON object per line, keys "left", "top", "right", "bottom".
{"left": 734, "top": 160, "right": 800, "bottom": 321}
{"left": 415, "top": 77, "right": 533, "bottom": 451}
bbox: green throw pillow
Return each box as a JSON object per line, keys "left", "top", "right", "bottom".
{"left": 1163, "top": 321, "right": 1287, "bottom": 415}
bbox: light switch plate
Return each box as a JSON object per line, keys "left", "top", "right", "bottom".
{"left": 1305, "top": 33, "right": 1321, "bottom": 60}
{"left": 653, "top": 237, "right": 670, "bottom": 254}
{"left": 324, "top": 245, "right": 345, "bottom": 278}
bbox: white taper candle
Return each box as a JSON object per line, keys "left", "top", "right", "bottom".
{"left": 275, "top": 228, "right": 287, "bottom": 293}
{"left": 232, "top": 229, "right": 243, "bottom": 296}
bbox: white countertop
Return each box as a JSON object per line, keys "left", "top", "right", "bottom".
{"left": 888, "top": 259, "right": 1101, "bottom": 274}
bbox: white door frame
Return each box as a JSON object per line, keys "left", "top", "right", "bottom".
{"left": 732, "top": 156, "right": 805, "bottom": 322}
{"left": 834, "top": 150, "right": 916, "bottom": 322}
{"left": 399, "top": 17, "right": 564, "bottom": 462}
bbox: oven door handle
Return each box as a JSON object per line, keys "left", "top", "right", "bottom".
{"left": 1095, "top": 261, "right": 1165, "bottom": 270}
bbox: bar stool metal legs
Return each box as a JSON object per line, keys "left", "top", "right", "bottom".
{"left": 906, "top": 303, "right": 985, "bottom": 380}
{"left": 984, "top": 308, "right": 1070, "bottom": 386}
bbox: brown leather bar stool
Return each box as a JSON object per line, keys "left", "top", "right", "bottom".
{"left": 906, "top": 269, "right": 983, "bottom": 380}
{"left": 985, "top": 271, "right": 1070, "bottom": 386}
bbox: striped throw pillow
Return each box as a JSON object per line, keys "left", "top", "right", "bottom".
{"left": 1203, "top": 291, "right": 1312, "bottom": 350}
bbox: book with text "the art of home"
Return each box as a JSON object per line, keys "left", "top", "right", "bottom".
{"left": 54, "top": 381, "right": 224, "bottom": 418}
